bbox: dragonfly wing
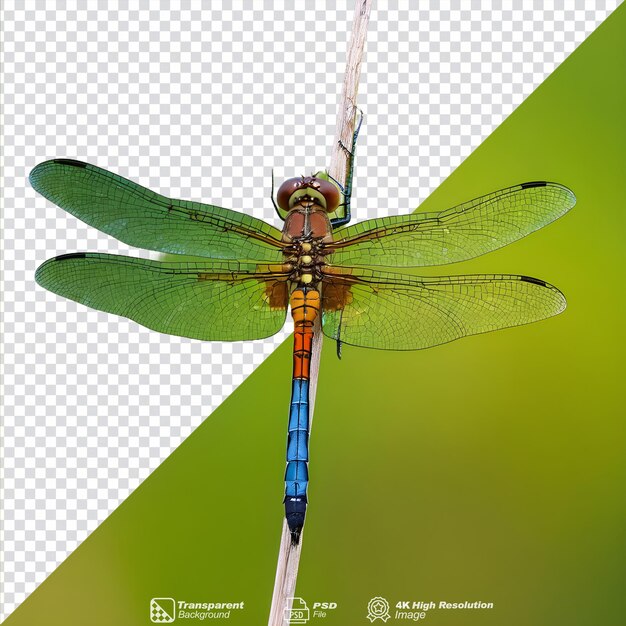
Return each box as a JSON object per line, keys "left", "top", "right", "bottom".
{"left": 321, "top": 265, "right": 566, "bottom": 350}
{"left": 36, "top": 253, "right": 290, "bottom": 341}
{"left": 327, "top": 182, "right": 575, "bottom": 267}
{"left": 30, "top": 159, "right": 286, "bottom": 262}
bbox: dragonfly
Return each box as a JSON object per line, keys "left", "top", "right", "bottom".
{"left": 31, "top": 123, "right": 575, "bottom": 543}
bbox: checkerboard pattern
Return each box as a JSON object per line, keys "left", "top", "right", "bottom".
{"left": 1, "top": 1, "right": 618, "bottom": 618}
{"left": 150, "top": 598, "right": 176, "bottom": 623}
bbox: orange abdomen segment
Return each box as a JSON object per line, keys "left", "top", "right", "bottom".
{"left": 290, "top": 288, "right": 320, "bottom": 381}
{"left": 292, "top": 330, "right": 313, "bottom": 378}
{"left": 290, "top": 289, "right": 320, "bottom": 324}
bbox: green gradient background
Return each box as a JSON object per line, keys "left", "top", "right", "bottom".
{"left": 6, "top": 7, "right": 625, "bottom": 626}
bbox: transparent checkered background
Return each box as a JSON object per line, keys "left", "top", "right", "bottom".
{"left": 1, "top": 0, "right": 618, "bottom": 618}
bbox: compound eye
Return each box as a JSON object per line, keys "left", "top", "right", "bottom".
{"left": 315, "top": 179, "right": 340, "bottom": 213}
{"left": 277, "top": 178, "right": 303, "bottom": 211}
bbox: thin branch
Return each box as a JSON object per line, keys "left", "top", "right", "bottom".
{"left": 329, "top": 0, "right": 372, "bottom": 186}
{"left": 268, "top": 2, "right": 373, "bottom": 625}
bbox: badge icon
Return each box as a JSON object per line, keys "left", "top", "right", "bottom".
{"left": 367, "top": 596, "right": 390, "bottom": 622}
{"left": 150, "top": 597, "right": 176, "bottom": 623}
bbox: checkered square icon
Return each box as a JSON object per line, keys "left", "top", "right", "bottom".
{"left": 150, "top": 597, "right": 176, "bottom": 623}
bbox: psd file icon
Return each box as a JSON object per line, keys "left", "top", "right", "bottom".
{"left": 284, "top": 597, "right": 310, "bottom": 623}
{"left": 150, "top": 597, "right": 176, "bottom": 623}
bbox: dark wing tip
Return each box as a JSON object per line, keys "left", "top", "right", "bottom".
{"left": 519, "top": 275, "right": 547, "bottom": 287}
{"left": 35, "top": 253, "right": 90, "bottom": 286}
{"left": 53, "top": 252, "right": 89, "bottom": 261}
{"left": 51, "top": 159, "right": 88, "bottom": 168}
{"left": 29, "top": 159, "right": 90, "bottom": 191}
{"left": 519, "top": 274, "right": 568, "bottom": 313}
{"left": 521, "top": 180, "right": 577, "bottom": 209}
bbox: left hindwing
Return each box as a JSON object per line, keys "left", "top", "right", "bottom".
{"left": 36, "top": 253, "right": 290, "bottom": 341}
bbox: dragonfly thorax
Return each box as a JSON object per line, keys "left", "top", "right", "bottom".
{"left": 282, "top": 237, "right": 327, "bottom": 287}
{"left": 282, "top": 205, "right": 333, "bottom": 244}
{"left": 278, "top": 175, "right": 339, "bottom": 246}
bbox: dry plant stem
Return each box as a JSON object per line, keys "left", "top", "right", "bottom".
{"left": 268, "top": 2, "right": 373, "bottom": 625}
{"left": 329, "top": 0, "right": 373, "bottom": 183}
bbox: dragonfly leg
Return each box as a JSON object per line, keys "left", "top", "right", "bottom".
{"left": 270, "top": 169, "right": 283, "bottom": 221}
{"left": 331, "top": 107, "right": 364, "bottom": 228}
{"left": 335, "top": 307, "right": 345, "bottom": 359}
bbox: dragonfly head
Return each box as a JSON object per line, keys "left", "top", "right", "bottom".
{"left": 277, "top": 175, "right": 340, "bottom": 213}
